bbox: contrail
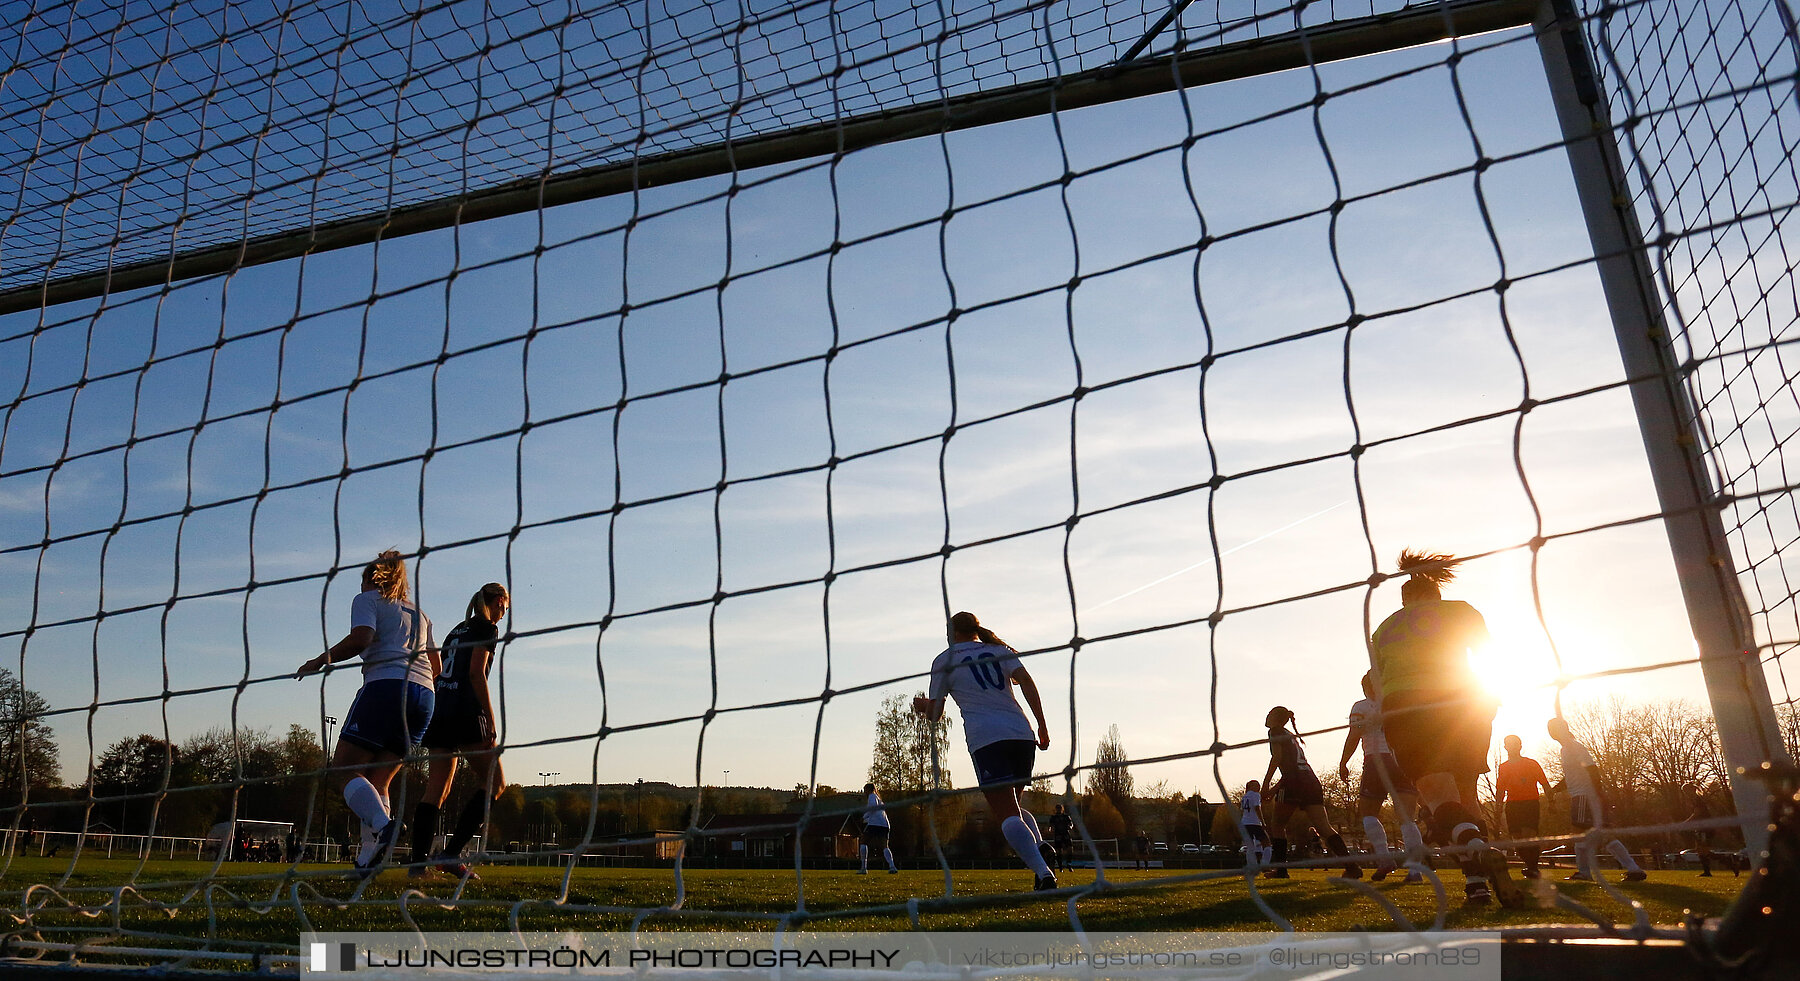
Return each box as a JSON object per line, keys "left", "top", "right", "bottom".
{"left": 1081, "top": 500, "right": 1352, "bottom": 615}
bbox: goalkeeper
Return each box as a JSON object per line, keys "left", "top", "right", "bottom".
{"left": 1369, "top": 549, "right": 1522, "bottom": 907}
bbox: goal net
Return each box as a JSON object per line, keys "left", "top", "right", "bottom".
{"left": 0, "top": 0, "right": 1796, "bottom": 970}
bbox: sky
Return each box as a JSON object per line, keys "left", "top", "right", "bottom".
{"left": 0, "top": 9, "right": 1780, "bottom": 819}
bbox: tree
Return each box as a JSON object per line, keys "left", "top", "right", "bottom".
{"left": 867, "top": 693, "right": 954, "bottom": 793}
{"left": 0, "top": 667, "right": 60, "bottom": 795}
{"left": 92, "top": 734, "right": 177, "bottom": 833}
{"left": 1636, "top": 699, "right": 1725, "bottom": 810}
{"left": 487, "top": 784, "right": 527, "bottom": 843}
{"left": 530, "top": 798, "right": 558, "bottom": 843}
{"left": 1086, "top": 724, "right": 1134, "bottom": 824}
{"left": 1319, "top": 764, "right": 1359, "bottom": 828}
{"left": 867, "top": 693, "right": 955, "bottom": 856}
{"left": 1081, "top": 792, "right": 1126, "bottom": 841}
{"left": 1211, "top": 798, "right": 1242, "bottom": 846}
{"left": 556, "top": 790, "right": 592, "bottom": 839}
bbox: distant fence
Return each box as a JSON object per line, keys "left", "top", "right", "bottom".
{"left": 5, "top": 830, "right": 346, "bottom": 863}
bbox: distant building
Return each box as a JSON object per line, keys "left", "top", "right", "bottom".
{"left": 701, "top": 813, "right": 859, "bottom": 860}
{"left": 582, "top": 831, "right": 687, "bottom": 861}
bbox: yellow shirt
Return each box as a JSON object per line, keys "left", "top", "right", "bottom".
{"left": 1370, "top": 599, "right": 1489, "bottom": 697}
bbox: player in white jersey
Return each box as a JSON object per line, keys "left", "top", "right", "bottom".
{"left": 859, "top": 783, "right": 898, "bottom": 874}
{"left": 1337, "top": 672, "right": 1424, "bottom": 881}
{"left": 913, "top": 611, "right": 1057, "bottom": 890}
{"left": 1547, "top": 717, "right": 1646, "bottom": 882}
{"left": 296, "top": 550, "right": 439, "bottom": 875}
{"left": 1239, "top": 780, "right": 1271, "bottom": 867}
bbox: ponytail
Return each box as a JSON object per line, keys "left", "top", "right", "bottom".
{"left": 1396, "top": 548, "right": 1461, "bottom": 603}
{"left": 364, "top": 550, "right": 409, "bottom": 602}
{"left": 1269, "top": 705, "right": 1303, "bottom": 743}
{"left": 949, "top": 610, "right": 1010, "bottom": 650}
{"left": 467, "top": 582, "right": 509, "bottom": 621}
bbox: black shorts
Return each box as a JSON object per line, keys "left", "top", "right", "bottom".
{"left": 1504, "top": 798, "right": 1541, "bottom": 836}
{"left": 1276, "top": 769, "right": 1325, "bottom": 807}
{"left": 1570, "top": 795, "right": 1600, "bottom": 830}
{"left": 1242, "top": 824, "right": 1270, "bottom": 844}
{"left": 1357, "top": 752, "right": 1416, "bottom": 802}
{"left": 969, "top": 739, "right": 1036, "bottom": 788}
{"left": 862, "top": 825, "right": 890, "bottom": 847}
{"left": 1381, "top": 689, "right": 1494, "bottom": 781}
{"left": 420, "top": 692, "right": 495, "bottom": 751}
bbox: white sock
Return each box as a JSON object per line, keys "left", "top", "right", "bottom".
{"left": 1362, "top": 816, "right": 1391, "bottom": 859}
{"left": 344, "top": 777, "right": 390, "bottom": 829}
{"left": 1399, "top": 820, "right": 1425, "bottom": 860}
{"left": 1607, "top": 839, "right": 1642, "bottom": 873}
{"left": 1018, "top": 809, "right": 1044, "bottom": 841}
{"left": 859, "top": 845, "right": 868, "bottom": 871}
{"left": 883, "top": 847, "right": 895, "bottom": 870}
{"left": 1002, "top": 816, "right": 1050, "bottom": 876}
{"left": 1577, "top": 842, "right": 1599, "bottom": 876}
{"left": 1258, "top": 845, "right": 1271, "bottom": 865}
{"left": 1451, "top": 822, "right": 1486, "bottom": 850}
{"left": 377, "top": 790, "right": 392, "bottom": 827}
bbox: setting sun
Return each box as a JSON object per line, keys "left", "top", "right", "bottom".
{"left": 1472, "top": 618, "right": 1569, "bottom": 756}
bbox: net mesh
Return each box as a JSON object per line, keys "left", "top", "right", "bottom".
{"left": 1586, "top": 0, "right": 1800, "bottom": 718}
{"left": 0, "top": 0, "right": 1796, "bottom": 968}
{"left": 0, "top": 0, "right": 1430, "bottom": 297}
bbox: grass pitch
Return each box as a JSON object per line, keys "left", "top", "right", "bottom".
{"left": 0, "top": 855, "right": 1746, "bottom": 953}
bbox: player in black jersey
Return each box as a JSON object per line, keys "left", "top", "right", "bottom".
{"left": 410, "top": 582, "right": 508, "bottom": 878}
{"left": 1261, "top": 706, "right": 1358, "bottom": 879}
{"left": 1047, "top": 804, "right": 1074, "bottom": 870}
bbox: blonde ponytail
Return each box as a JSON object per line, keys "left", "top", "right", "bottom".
{"left": 467, "top": 582, "right": 508, "bottom": 621}
{"left": 364, "top": 550, "right": 409, "bottom": 602}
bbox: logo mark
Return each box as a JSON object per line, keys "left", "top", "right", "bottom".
{"left": 309, "top": 942, "right": 357, "bottom": 972}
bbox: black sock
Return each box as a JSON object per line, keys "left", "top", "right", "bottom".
{"left": 411, "top": 802, "right": 440, "bottom": 864}
{"left": 1326, "top": 832, "right": 1348, "bottom": 857}
{"left": 1429, "top": 803, "right": 1488, "bottom": 876}
{"left": 446, "top": 796, "right": 489, "bottom": 857}
{"left": 1272, "top": 839, "right": 1288, "bottom": 865}
{"left": 1430, "top": 803, "right": 1487, "bottom": 845}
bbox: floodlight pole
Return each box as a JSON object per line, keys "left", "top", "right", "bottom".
{"left": 1534, "top": 0, "right": 1792, "bottom": 858}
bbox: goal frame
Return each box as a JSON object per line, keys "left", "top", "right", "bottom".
{"left": 4, "top": 0, "right": 1788, "bottom": 886}
{"left": 1530, "top": 0, "right": 1794, "bottom": 857}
